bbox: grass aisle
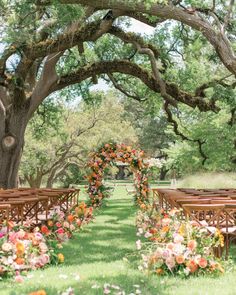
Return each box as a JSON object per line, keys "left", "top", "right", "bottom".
{"left": 1, "top": 187, "right": 236, "bottom": 295}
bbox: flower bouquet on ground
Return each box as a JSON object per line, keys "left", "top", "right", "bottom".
{"left": 0, "top": 228, "right": 51, "bottom": 278}
{"left": 136, "top": 208, "right": 225, "bottom": 277}
{"left": 0, "top": 201, "right": 94, "bottom": 280}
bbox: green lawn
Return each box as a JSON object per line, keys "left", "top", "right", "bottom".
{"left": 1, "top": 187, "right": 236, "bottom": 295}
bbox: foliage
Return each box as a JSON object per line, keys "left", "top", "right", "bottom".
{"left": 165, "top": 108, "right": 236, "bottom": 175}
{"left": 20, "top": 93, "right": 138, "bottom": 187}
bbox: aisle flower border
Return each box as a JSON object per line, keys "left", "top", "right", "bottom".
{"left": 135, "top": 206, "right": 226, "bottom": 277}
{"left": 86, "top": 143, "right": 150, "bottom": 207}
{"left": 0, "top": 201, "right": 93, "bottom": 280}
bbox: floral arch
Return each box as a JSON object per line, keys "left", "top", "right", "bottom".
{"left": 87, "top": 143, "right": 150, "bottom": 207}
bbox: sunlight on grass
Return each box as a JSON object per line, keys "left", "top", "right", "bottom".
{"left": 178, "top": 172, "right": 236, "bottom": 189}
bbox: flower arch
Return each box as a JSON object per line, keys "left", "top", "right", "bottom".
{"left": 87, "top": 143, "right": 150, "bottom": 207}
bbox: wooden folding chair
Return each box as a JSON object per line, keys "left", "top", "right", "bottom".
{"left": 0, "top": 204, "right": 11, "bottom": 233}
{"left": 182, "top": 204, "right": 225, "bottom": 257}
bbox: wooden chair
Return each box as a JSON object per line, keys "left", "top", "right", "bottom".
{"left": 220, "top": 204, "right": 236, "bottom": 258}
{"left": 182, "top": 204, "right": 225, "bottom": 257}
{"left": 0, "top": 204, "right": 11, "bottom": 233}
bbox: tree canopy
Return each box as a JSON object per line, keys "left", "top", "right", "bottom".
{"left": 0, "top": 0, "right": 235, "bottom": 188}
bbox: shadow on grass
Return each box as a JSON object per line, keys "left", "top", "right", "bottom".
{"left": 62, "top": 200, "right": 138, "bottom": 265}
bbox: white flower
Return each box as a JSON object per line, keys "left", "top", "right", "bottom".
{"left": 136, "top": 240, "right": 142, "bottom": 250}
{"left": 111, "top": 285, "right": 120, "bottom": 290}
{"left": 2, "top": 242, "right": 12, "bottom": 252}
{"left": 91, "top": 284, "right": 100, "bottom": 289}
{"left": 60, "top": 287, "right": 75, "bottom": 295}
{"left": 184, "top": 267, "right": 190, "bottom": 276}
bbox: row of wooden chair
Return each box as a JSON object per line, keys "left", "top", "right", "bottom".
{"left": 0, "top": 188, "right": 80, "bottom": 231}
{"left": 152, "top": 188, "right": 236, "bottom": 258}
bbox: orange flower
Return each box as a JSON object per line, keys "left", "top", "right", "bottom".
{"left": 28, "top": 290, "right": 47, "bottom": 295}
{"left": 15, "top": 257, "right": 25, "bottom": 265}
{"left": 186, "top": 259, "right": 198, "bottom": 273}
{"left": 156, "top": 268, "right": 164, "bottom": 275}
{"left": 16, "top": 242, "right": 25, "bottom": 256}
{"left": 176, "top": 255, "right": 185, "bottom": 264}
{"left": 58, "top": 253, "right": 64, "bottom": 263}
{"left": 47, "top": 220, "right": 53, "bottom": 227}
{"left": 67, "top": 215, "right": 74, "bottom": 223}
{"left": 187, "top": 240, "right": 197, "bottom": 251}
{"left": 162, "top": 226, "right": 169, "bottom": 233}
{"left": 140, "top": 203, "right": 146, "bottom": 210}
{"left": 149, "top": 255, "right": 158, "bottom": 264}
{"left": 197, "top": 257, "right": 208, "bottom": 268}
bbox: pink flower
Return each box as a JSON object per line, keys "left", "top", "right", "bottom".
{"left": 198, "top": 257, "right": 208, "bottom": 268}
{"left": 70, "top": 224, "right": 75, "bottom": 231}
{"left": 39, "top": 242, "right": 48, "bottom": 254}
{"left": 34, "top": 232, "right": 43, "bottom": 241}
{"left": 166, "top": 257, "right": 176, "bottom": 269}
{"left": 167, "top": 243, "right": 174, "bottom": 251}
{"left": 0, "top": 232, "right": 5, "bottom": 238}
{"left": 56, "top": 228, "right": 65, "bottom": 234}
{"left": 15, "top": 275, "right": 24, "bottom": 283}
{"left": 63, "top": 221, "right": 70, "bottom": 228}
{"left": 162, "top": 249, "right": 170, "bottom": 259}
{"left": 161, "top": 218, "right": 171, "bottom": 226}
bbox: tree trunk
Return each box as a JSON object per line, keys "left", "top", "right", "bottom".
{"left": 25, "top": 173, "right": 43, "bottom": 188}
{"left": 115, "top": 166, "right": 126, "bottom": 180}
{"left": 0, "top": 107, "right": 28, "bottom": 189}
{"left": 159, "top": 167, "right": 168, "bottom": 180}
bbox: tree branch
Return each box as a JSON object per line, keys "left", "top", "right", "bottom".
{"left": 41, "top": 0, "right": 236, "bottom": 76}
{"left": 28, "top": 52, "right": 63, "bottom": 119}
{"left": 107, "top": 73, "right": 145, "bottom": 101}
{"left": 48, "top": 59, "right": 219, "bottom": 112}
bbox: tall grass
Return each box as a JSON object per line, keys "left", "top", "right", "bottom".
{"left": 178, "top": 172, "right": 236, "bottom": 189}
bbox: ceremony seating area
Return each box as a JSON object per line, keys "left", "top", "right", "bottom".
{"left": 0, "top": 188, "right": 80, "bottom": 230}
{"left": 153, "top": 188, "right": 236, "bottom": 257}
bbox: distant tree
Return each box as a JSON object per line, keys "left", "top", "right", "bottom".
{"left": 20, "top": 93, "right": 137, "bottom": 187}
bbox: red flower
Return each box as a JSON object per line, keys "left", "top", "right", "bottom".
{"left": 41, "top": 225, "right": 50, "bottom": 235}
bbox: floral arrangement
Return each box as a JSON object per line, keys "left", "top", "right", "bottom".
{"left": 40, "top": 203, "right": 93, "bottom": 243}
{"left": 87, "top": 142, "right": 150, "bottom": 206}
{"left": 0, "top": 201, "right": 94, "bottom": 280}
{"left": 136, "top": 207, "right": 225, "bottom": 277}
{"left": 0, "top": 228, "right": 50, "bottom": 278}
